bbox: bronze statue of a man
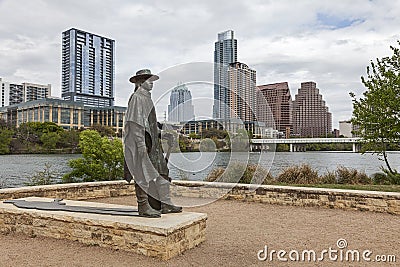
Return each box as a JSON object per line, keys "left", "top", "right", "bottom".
{"left": 123, "top": 69, "right": 182, "bottom": 218}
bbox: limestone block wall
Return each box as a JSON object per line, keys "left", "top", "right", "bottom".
{"left": 0, "top": 181, "right": 134, "bottom": 201}
{"left": 172, "top": 181, "right": 400, "bottom": 215}
{"left": 0, "top": 180, "right": 399, "bottom": 215}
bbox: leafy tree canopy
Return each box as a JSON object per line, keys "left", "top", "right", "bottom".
{"left": 350, "top": 40, "right": 400, "bottom": 174}
{"left": 63, "top": 130, "right": 123, "bottom": 182}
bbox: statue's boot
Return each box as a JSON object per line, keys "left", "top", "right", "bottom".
{"left": 157, "top": 178, "right": 182, "bottom": 214}
{"left": 135, "top": 184, "right": 161, "bottom": 218}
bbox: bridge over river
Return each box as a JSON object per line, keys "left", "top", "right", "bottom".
{"left": 251, "top": 137, "right": 362, "bottom": 152}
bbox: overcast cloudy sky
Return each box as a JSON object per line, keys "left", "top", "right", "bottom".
{"left": 0, "top": 0, "right": 399, "bottom": 128}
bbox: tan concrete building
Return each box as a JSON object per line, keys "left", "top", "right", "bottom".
{"left": 257, "top": 82, "right": 292, "bottom": 138}
{"left": 228, "top": 62, "right": 256, "bottom": 122}
{"left": 292, "top": 81, "right": 332, "bottom": 137}
{"left": 0, "top": 98, "right": 126, "bottom": 134}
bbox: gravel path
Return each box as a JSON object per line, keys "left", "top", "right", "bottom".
{"left": 0, "top": 196, "right": 399, "bottom": 266}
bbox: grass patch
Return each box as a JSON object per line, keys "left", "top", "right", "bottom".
{"left": 276, "top": 183, "right": 400, "bottom": 193}
{"left": 276, "top": 164, "right": 320, "bottom": 184}
{"left": 205, "top": 163, "right": 400, "bottom": 193}
{"left": 206, "top": 162, "right": 274, "bottom": 185}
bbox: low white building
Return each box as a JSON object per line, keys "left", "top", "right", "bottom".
{"left": 339, "top": 120, "right": 353, "bottom": 137}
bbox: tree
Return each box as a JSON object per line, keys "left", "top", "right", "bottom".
{"left": 0, "top": 128, "right": 14, "bottom": 154}
{"left": 201, "top": 128, "right": 228, "bottom": 139}
{"left": 350, "top": 41, "right": 400, "bottom": 174}
{"left": 247, "top": 130, "right": 253, "bottom": 139}
{"left": 40, "top": 132, "right": 61, "bottom": 152}
{"left": 63, "top": 130, "right": 123, "bottom": 182}
{"left": 58, "top": 130, "right": 80, "bottom": 152}
{"left": 231, "top": 129, "right": 250, "bottom": 151}
{"left": 188, "top": 132, "right": 200, "bottom": 139}
{"left": 16, "top": 122, "right": 63, "bottom": 147}
{"left": 199, "top": 138, "right": 216, "bottom": 152}
{"left": 0, "top": 118, "right": 9, "bottom": 129}
{"left": 90, "top": 124, "right": 116, "bottom": 137}
{"left": 178, "top": 135, "right": 190, "bottom": 152}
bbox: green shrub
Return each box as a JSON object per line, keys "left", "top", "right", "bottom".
{"left": 336, "top": 166, "right": 372, "bottom": 185}
{"left": 373, "top": 169, "right": 400, "bottom": 185}
{"left": 243, "top": 163, "right": 275, "bottom": 185}
{"left": 205, "top": 162, "right": 273, "bottom": 185}
{"left": 385, "top": 171, "right": 400, "bottom": 185}
{"left": 320, "top": 170, "right": 337, "bottom": 184}
{"left": 262, "top": 173, "right": 275, "bottom": 185}
{"left": 206, "top": 167, "right": 225, "bottom": 182}
{"left": 206, "top": 164, "right": 392, "bottom": 186}
{"left": 26, "top": 163, "right": 58, "bottom": 186}
{"left": 277, "top": 164, "right": 320, "bottom": 184}
{"left": 63, "top": 130, "right": 123, "bottom": 183}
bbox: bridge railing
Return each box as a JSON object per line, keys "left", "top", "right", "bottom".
{"left": 251, "top": 137, "right": 361, "bottom": 144}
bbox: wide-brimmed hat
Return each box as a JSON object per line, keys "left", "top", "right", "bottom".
{"left": 129, "top": 69, "right": 159, "bottom": 83}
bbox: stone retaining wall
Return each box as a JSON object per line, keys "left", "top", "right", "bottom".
{"left": 172, "top": 181, "right": 400, "bottom": 215}
{"left": 1, "top": 181, "right": 399, "bottom": 215}
{"left": 0, "top": 181, "right": 134, "bottom": 201}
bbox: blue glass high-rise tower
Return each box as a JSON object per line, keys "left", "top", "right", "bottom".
{"left": 213, "top": 30, "right": 237, "bottom": 119}
{"left": 167, "top": 83, "right": 195, "bottom": 123}
{"left": 62, "top": 28, "right": 115, "bottom": 107}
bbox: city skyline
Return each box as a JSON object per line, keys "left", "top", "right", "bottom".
{"left": 0, "top": 1, "right": 399, "bottom": 128}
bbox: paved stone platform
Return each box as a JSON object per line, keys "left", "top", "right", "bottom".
{"left": 0, "top": 197, "right": 207, "bottom": 260}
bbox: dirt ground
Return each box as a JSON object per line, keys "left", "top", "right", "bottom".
{"left": 0, "top": 196, "right": 399, "bottom": 267}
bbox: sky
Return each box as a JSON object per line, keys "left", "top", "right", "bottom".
{"left": 0, "top": 0, "right": 399, "bottom": 128}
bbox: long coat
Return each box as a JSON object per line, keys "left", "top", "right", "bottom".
{"left": 123, "top": 87, "right": 169, "bottom": 184}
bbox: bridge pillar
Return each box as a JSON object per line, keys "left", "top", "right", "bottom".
{"left": 352, "top": 143, "right": 361, "bottom": 153}
{"left": 290, "top": 144, "right": 307, "bottom": 152}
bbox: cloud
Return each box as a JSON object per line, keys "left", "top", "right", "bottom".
{"left": 0, "top": 0, "right": 399, "bottom": 128}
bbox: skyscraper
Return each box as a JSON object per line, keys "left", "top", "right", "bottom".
{"left": 257, "top": 82, "right": 292, "bottom": 137}
{"left": 167, "top": 83, "right": 195, "bottom": 123}
{"left": 62, "top": 28, "right": 115, "bottom": 107}
{"left": 22, "top": 83, "right": 52, "bottom": 103}
{"left": 228, "top": 62, "right": 256, "bottom": 122}
{"left": 213, "top": 30, "right": 237, "bottom": 120}
{"left": 0, "top": 78, "right": 10, "bottom": 107}
{"left": 292, "top": 81, "right": 332, "bottom": 137}
{"left": 0, "top": 78, "right": 51, "bottom": 107}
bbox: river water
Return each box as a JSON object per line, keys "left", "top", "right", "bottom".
{"left": 1, "top": 152, "right": 399, "bottom": 188}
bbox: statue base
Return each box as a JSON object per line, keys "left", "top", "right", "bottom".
{"left": 0, "top": 197, "right": 207, "bottom": 260}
